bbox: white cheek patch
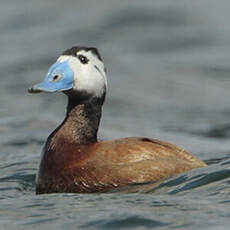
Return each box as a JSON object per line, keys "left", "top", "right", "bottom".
{"left": 62, "top": 52, "right": 107, "bottom": 98}
{"left": 77, "top": 50, "right": 106, "bottom": 78}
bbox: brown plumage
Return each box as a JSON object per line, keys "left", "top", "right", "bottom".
{"left": 29, "top": 46, "right": 206, "bottom": 194}
{"left": 36, "top": 136, "right": 206, "bottom": 194}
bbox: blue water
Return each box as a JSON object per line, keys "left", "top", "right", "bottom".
{"left": 1, "top": 0, "right": 230, "bottom": 229}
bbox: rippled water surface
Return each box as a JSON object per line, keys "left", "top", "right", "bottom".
{"left": 1, "top": 0, "right": 230, "bottom": 229}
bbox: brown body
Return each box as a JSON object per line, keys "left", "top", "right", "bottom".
{"left": 36, "top": 136, "right": 206, "bottom": 194}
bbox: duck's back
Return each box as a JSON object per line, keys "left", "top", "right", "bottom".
{"left": 90, "top": 137, "right": 205, "bottom": 183}
{"left": 36, "top": 137, "right": 206, "bottom": 194}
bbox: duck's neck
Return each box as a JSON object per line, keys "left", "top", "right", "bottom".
{"left": 52, "top": 94, "right": 104, "bottom": 145}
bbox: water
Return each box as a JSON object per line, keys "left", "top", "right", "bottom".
{"left": 1, "top": 0, "right": 230, "bottom": 229}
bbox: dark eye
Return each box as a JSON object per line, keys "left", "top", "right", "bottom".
{"left": 78, "top": 55, "right": 88, "bottom": 64}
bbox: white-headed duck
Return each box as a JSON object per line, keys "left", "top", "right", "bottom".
{"left": 28, "top": 46, "right": 206, "bottom": 194}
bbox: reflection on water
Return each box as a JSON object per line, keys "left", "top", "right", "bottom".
{"left": 1, "top": 0, "right": 230, "bottom": 229}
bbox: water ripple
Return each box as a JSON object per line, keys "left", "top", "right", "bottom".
{"left": 81, "top": 215, "right": 169, "bottom": 229}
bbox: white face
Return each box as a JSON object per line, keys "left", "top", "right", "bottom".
{"left": 57, "top": 50, "right": 107, "bottom": 98}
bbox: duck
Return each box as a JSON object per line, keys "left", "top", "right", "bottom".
{"left": 28, "top": 46, "right": 206, "bottom": 194}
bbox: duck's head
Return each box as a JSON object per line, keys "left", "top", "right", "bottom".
{"left": 29, "top": 46, "right": 107, "bottom": 101}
